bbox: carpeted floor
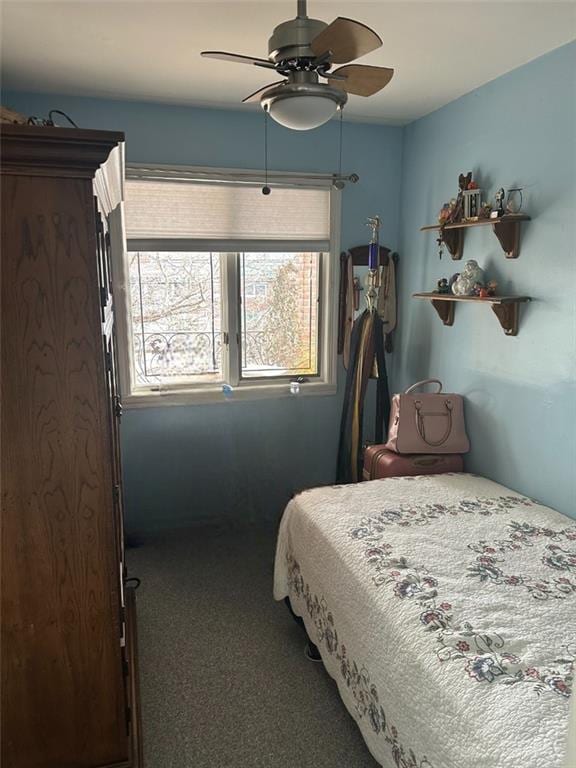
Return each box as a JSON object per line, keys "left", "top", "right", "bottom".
{"left": 127, "top": 524, "right": 379, "bottom": 768}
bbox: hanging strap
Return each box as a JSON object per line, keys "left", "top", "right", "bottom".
{"left": 374, "top": 312, "right": 390, "bottom": 445}
{"left": 336, "top": 310, "right": 390, "bottom": 483}
{"left": 343, "top": 255, "right": 354, "bottom": 369}
{"left": 336, "top": 311, "right": 368, "bottom": 483}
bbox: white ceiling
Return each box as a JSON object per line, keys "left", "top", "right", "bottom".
{"left": 1, "top": 1, "right": 575, "bottom": 124}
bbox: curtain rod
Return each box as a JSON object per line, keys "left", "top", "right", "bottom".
{"left": 126, "top": 163, "right": 360, "bottom": 188}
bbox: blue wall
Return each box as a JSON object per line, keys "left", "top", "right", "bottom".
{"left": 5, "top": 41, "right": 575, "bottom": 527}
{"left": 394, "top": 42, "right": 576, "bottom": 517}
{"left": 3, "top": 90, "right": 404, "bottom": 531}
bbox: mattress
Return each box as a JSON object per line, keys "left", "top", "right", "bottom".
{"left": 273, "top": 473, "right": 575, "bottom": 768}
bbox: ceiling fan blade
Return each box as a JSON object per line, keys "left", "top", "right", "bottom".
{"left": 201, "top": 51, "right": 276, "bottom": 70}
{"left": 242, "top": 81, "right": 286, "bottom": 103}
{"left": 327, "top": 65, "right": 394, "bottom": 97}
{"left": 311, "top": 17, "right": 382, "bottom": 64}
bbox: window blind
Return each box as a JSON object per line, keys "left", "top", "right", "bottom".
{"left": 124, "top": 178, "right": 331, "bottom": 242}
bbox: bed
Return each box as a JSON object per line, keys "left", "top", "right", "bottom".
{"left": 274, "top": 473, "right": 575, "bottom": 768}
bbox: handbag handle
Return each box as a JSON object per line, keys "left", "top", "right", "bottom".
{"left": 415, "top": 399, "right": 453, "bottom": 446}
{"left": 405, "top": 378, "right": 443, "bottom": 395}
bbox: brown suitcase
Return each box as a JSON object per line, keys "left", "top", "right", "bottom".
{"left": 363, "top": 445, "right": 464, "bottom": 481}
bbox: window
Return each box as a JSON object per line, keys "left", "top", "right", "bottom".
{"left": 129, "top": 251, "right": 222, "bottom": 384}
{"left": 240, "top": 252, "right": 319, "bottom": 379}
{"left": 129, "top": 250, "right": 319, "bottom": 385}
{"left": 114, "top": 166, "right": 340, "bottom": 405}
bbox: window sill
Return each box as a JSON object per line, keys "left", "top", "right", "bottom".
{"left": 122, "top": 381, "right": 337, "bottom": 409}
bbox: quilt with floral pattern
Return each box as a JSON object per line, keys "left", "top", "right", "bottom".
{"left": 273, "top": 473, "right": 575, "bottom": 768}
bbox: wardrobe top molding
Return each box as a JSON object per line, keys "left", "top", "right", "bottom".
{"left": 0, "top": 124, "right": 125, "bottom": 179}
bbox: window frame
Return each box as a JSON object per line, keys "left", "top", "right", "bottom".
{"left": 237, "top": 250, "right": 322, "bottom": 383}
{"left": 111, "top": 165, "right": 341, "bottom": 407}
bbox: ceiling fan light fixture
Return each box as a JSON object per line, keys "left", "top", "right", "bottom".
{"left": 261, "top": 83, "right": 347, "bottom": 131}
{"left": 268, "top": 94, "right": 337, "bottom": 131}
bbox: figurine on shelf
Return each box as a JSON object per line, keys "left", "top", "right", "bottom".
{"left": 438, "top": 199, "right": 458, "bottom": 225}
{"left": 437, "top": 193, "right": 462, "bottom": 259}
{"left": 472, "top": 282, "right": 484, "bottom": 296}
{"left": 436, "top": 278, "right": 451, "bottom": 294}
{"left": 506, "top": 188, "right": 524, "bottom": 214}
{"left": 452, "top": 275, "right": 474, "bottom": 296}
{"left": 459, "top": 172, "right": 472, "bottom": 192}
{"left": 472, "top": 278, "right": 498, "bottom": 299}
{"left": 452, "top": 259, "right": 485, "bottom": 296}
{"left": 446, "top": 170, "right": 478, "bottom": 225}
{"left": 440, "top": 172, "right": 472, "bottom": 227}
{"left": 463, "top": 188, "right": 482, "bottom": 220}
{"left": 479, "top": 202, "right": 493, "bottom": 219}
{"left": 460, "top": 173, "right": 482, "bottom": 220}
{"left": 490, "top": 188, "right": 506, "bottom": 219}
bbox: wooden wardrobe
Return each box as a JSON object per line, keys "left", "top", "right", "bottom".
{"left": 1, "top": 125, "right": 142, "bottom": 768}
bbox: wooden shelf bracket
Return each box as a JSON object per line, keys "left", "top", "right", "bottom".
{"left": 413, "top": 293, "right": 531, "bottom": 337}
{"left": 442, "top": 229, "right": 463, "bottom": 260}
{"left": 421, "top": 215, "right": 530, "bottom": 260}
{"left": 491, "top": 301, "right": 520, "bottom": 336}
{"left": 431, "top": 299, "right": 455, "bottom": 326}
{"left": 492, "top": 219, "right": 522, "bottom": 259}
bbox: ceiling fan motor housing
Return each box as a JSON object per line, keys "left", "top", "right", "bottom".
{"left": 268, "top": 16, "right": 327, "bottom": 63}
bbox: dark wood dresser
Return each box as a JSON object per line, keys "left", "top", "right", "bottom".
{"left": 1, "top": 125, "right": 142, "bottom": 768}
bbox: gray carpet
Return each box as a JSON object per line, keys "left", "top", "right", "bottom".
{"left": 128, "top": 524, "right": 379, "bottom": 768}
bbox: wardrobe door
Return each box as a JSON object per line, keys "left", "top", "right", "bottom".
{"left": 1, "top": 173, "right": 129, "bottom": 768}
{"left": 96, "top": 192, "right": 142, "bottom": 766}
{"left": 96, "top": 200, "right": 126, "bottom": 573}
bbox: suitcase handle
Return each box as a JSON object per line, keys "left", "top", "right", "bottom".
{"left": 405, "top": 378, "right": 443, "bottom": 394}
{"left": 412, "top": 457, "right": 444, "bottom": 467}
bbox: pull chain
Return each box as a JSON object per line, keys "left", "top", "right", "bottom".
{"left": 333, "top": 107, "right": 345, "bottom": 190}
{"left": 338, "top": 106, "right": 343, "bottom": 179}
{"left": 262, "top": 107, "right": 271, "bottom": 195}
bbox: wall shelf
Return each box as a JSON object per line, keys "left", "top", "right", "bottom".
{"left": 413, "top": 292, "right": 531, "bottom": 336}
{"left": 420, "top": 214, "right": 531, "bottom": 260}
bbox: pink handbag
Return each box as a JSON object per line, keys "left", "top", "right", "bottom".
{"left": 385, "top": 379, "right": 470, "bottom": 454}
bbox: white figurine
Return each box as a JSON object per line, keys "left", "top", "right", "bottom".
{"left": 452, "top": 260, "right": 485, "bottom": 296}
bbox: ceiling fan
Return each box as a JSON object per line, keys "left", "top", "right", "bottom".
{"left": 201, "top": 0, "right": 394, "bottom": 131}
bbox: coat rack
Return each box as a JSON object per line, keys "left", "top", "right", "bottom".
{"left": 338, "top": 245, "right": 399, "bottom": 354}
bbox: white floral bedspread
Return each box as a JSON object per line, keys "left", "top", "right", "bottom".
{"left": 273, "top": 473, "right": 575, "bottom": 768}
